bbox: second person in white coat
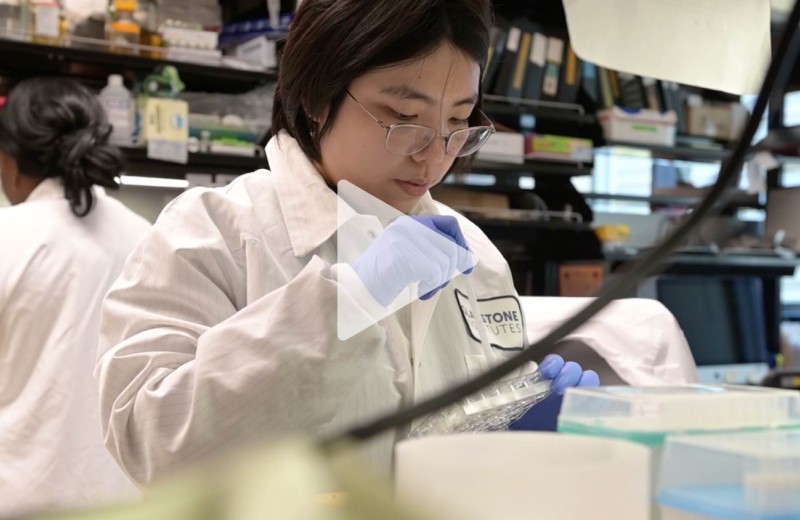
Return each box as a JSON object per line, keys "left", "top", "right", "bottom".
{"left": 96, "top": 0, "right": 599, "bottom": 485}
{"left": 0, "top": 77, "right": 148, "bottom": 515}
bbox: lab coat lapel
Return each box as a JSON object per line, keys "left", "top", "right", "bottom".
{"left": 268, "top": 132, "right": 340, "bottom": 258}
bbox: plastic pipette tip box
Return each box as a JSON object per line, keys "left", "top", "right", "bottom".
{"left": 657, "top": 430, "right": 800, "bottom": 520}
{"left": 557, "top": 385, "right": 800, "bottom": 446}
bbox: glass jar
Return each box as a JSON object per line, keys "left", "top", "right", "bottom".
{"left": 107, "top": 0, "right": 140, "bottom": 54}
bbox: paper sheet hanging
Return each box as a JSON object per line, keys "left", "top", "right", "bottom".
{"left": 563, "top": 0, "right": 772, "bottom": 95}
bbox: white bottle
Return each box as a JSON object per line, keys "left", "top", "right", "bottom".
{"left": 100, "top": 74, "right": 134, "bottom": 147}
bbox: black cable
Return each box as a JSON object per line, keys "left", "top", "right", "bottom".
{"left": 323, "top": 1, "right": 800, "bottom": 445}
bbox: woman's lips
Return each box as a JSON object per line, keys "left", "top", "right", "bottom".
{"left": 395, "top": 179, "right": 430, "bottom": 197}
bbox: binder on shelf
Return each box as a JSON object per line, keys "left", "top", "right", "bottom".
{"left": 557, "top": 42, "right": 582, "bottom": 104}
{"left": 597, "top": 67, "right": 614, "bottom": 108}
{"left": 484, "top": 18, "right": 509, "bottom": 93}
{"left": 661, "top": 81, "right": 688, "bottom": 133}
{"left": 642, "top": 77, "right": 663, "bottom": 112}
{"left": 541, "top": 34, "right": 564, "bottom": 101}
{"left": 506, "top": 19, "right": 534, "bottom": 99}
{"left": 608, "top": 69, "right": 622, "bottom": 105}
{"left": 522, "top": 23, "right": 547, "bottom": 101}
{"left": 617, "top": 72, "right": 646, "bottom": 109}
{"left": 492, "top": 18, "right": 526, "bottom": 96}
{"left": 581, "top": 61, "right": 599, "bottom": 105}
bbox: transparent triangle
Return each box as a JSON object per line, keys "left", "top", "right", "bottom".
{"left": 335, "top": 180, "right": 476, "bottom": 340}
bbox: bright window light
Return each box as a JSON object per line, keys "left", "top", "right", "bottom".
{"left": 118, "top": 176, "right": 190, "bottom": 189}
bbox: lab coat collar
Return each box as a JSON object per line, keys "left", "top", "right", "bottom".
{"left": 25, "top": 177, "right": 67, "bottom": 203}
{"left": 25, "top": 177, "right": 107, "bottom": 204}
{"left": 267, "top": 131, "right": 440, "bottom": 258}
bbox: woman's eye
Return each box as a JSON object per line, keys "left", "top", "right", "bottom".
{"left": 450, "top": 118, "right": 469, "bottom": 126}
{"left": 392, "top": 111, "right": 416, "bottom": 122}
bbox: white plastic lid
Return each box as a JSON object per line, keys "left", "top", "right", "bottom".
{"left": 108, "top": 74, "right": 123, "bottom": 87}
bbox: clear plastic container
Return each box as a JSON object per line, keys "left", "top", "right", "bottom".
{"left": 409, "top": 369, "right": 552, "bottom": 437}
{"left": 99, "top": 74, "right": 134, "bottom": 147}
{"left": 0, "top": 1, "right": 25, "bottom": 39}
{"left": 657, "top": 430, "right": 800, "bottom": 520}
{"left": 557, "top": 385, "right": 800, "bottom": 446}
{"left": 559, "top": 386, "right": 800, "bottom": 520}
{"left": 30, "top": 0, "right": 66, "bottom": 45}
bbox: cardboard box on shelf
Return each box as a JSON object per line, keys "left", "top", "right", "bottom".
{"left": 687, "top": 103, "right": 748, "bottom": 142}
{"left": 559, "top": 263, "right": 604, "bottom": 297}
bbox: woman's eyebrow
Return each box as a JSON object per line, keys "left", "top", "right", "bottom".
{"left": 379, "top": 85, "right": 478, "bottom": 107}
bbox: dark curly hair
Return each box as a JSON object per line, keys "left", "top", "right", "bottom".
{"left": 0, "top": 77, "right": 123, "bottom": 217}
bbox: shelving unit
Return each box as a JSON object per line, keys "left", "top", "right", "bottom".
{"left": 482, "top": 96, "right": 596, "bottom": 126}
{"left": 596, "top": 141, "right": 731, "bottom": 163}
{"left": 0, "top": 37, "right": 275, "bottom": 93}
{"left": 122, "top": 148, "right": 269, "bottom": 179}
{"left": 0, "top": 35, "right": 277, "bottom": 180}
{"left": 472, "top": 159, "right": 591, "bottom": 177}
{"left": 583, "top": 191, "right": 763, "bottom": 209}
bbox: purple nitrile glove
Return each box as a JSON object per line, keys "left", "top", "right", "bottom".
{"left": 353, "top": 215, "right": 474, "bottom": 306}
{"left": 539, "top": 354, "right": 601, "bottom": 396}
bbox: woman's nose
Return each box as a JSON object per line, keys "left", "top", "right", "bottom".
{"left": 412, "top": 135, "right": 446, "bottom": 165}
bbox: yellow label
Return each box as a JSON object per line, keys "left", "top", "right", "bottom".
{"left": 114, "top": 0, "right": 138, "bottom": 11}
{"left": 513, "top": 33, "right": 532, "bottom": 91}
{"left": 143, "top": 98, "right": 189, "bottom": 142}
{"left": 565, "top": 45, "right": 577, "bottom": 85}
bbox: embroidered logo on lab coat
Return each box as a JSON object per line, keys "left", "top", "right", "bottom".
{"left": 454, "top": 290, "right": 525, "bottom": 351}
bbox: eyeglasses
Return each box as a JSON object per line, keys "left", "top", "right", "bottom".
{"left": 346, "top": 90, "right": 495, "bottom": 158}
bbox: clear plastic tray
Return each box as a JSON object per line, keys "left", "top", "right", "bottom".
{"left": 557, "top": 385, "right": 800, "bottom": 446}
{"left": 409, "top": 370, "right": 553, "bottom": 437}
{"left": 657, "top": 430, "right": 800, "bottom": 520}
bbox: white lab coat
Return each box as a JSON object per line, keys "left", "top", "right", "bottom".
{"left": 97, "top": 132, "right": 530, "bottom": 484}
{"left": 521, "top": 297, "right": 697, "bottom": 385}
{"left": 0, "top": 178, "right": 149, "bottom": 515}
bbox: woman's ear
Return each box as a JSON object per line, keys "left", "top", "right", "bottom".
{"left": 306, "top": 106, "right": 329, "bottom": 139}
{"left": 308, "top": 105, "right": 330, "bottom": 125}
{"left": 0, "top": 151, "right": 16, "bottom": 191}
{"left": 0, "top": 152, "right": 29, "bottom": 205}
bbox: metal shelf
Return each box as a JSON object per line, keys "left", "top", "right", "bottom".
{"left": 482, "top": 97, "right": 596, "bottom": 125}
{"left": 597, "top": 140, "right": 732, "bottom": 163}
{"left": 122, "top": 147, "right": 268, "bottom": 179}
{"left": 583, "top": 191, "right": 762, "bottom": 209}
{"left": 472, "top": 159, "right": 592, "bottom": 176}
{"left": 0, "top": 36, "right": 275, "bottom": 93}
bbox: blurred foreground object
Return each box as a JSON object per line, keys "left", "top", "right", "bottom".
{"left": 396, "top": 432, "right": 651, "bottom": 520}
{"left": 32, "top": 439, "right": 430, "bottom": 520}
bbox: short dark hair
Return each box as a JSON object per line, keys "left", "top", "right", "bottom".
{"left": 272, "top": 0, "right": 492, "bottom": 172}
{"left": 0, "top": 77, "right": 123, "bottom": 217}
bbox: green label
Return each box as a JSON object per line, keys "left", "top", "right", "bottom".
{"left": 631, "top": 124, "right": 658, "bottom": 133}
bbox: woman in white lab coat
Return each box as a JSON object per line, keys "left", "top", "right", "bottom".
{"left": 97, "top": 0, "right": 599, "bottom": 485}
{"left": 0, "top": 78, "right": 149, "bottom": 515}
